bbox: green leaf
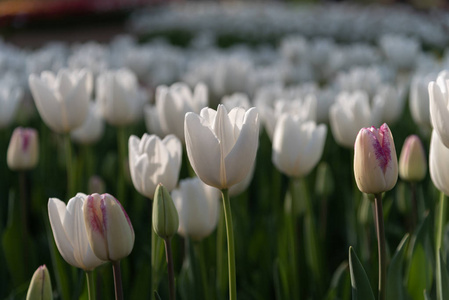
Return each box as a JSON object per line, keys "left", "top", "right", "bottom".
{"left": 325, "top": 261, "right": 350, "bottom": 300}
{"left": 437, "top": 250, "right": 449, "bottom": 300}
{"left": 386, "top": 233, "right": 410, "bottom": 300}
{"left": 348, "top": 247, "right": 375, "bottom": 300}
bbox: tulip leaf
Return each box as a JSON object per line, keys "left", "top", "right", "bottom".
{"left": 325, "top": 261, "right": 350, "bottom": 300}
{"left": 386, "top": 233, "right": 410, "bottom": 300}
{"left": 304, "top": 213, "right": 324, "bottom": 292}
{"left": 348, "top": 247, "right": 375, "bottom": 300}
{"left": 437, "top": 250, "right": 449, "bottom": 300}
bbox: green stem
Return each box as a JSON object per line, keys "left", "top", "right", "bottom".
{"left": 148, "top": 198, "right": 153, "bottom": 299}
{"left": 217, "top": 206, "right": 226, "bottom": 294}
{"left": 19, "top": 171, "right": 29, "bottom": 275}
{"left": 374, "top": 193, "right": 386, "bottom": 300}
{"left": 117, "top": 126, "right": 127, "bottom": 202}
{"left": 436, "top": 192, "right": 447, "bottom": 300}
{"left": 86, "top": 271, "right": 96, "bottom": 300}
{"left": 164, "top": 238, "right": 176, "bottom": 300}
{"left": 112, "top": 261, "right": 123, "bottom": 300}
{"left": 221, "top": 189, "right": 236, "bottom": 300}
{"left": 410, "top": 182, "right": 418, "bottom": 231}
{"left": 64, "top": 134, "right": 75, "bottom": 196}
{"left": 194, "top": 241, "right": 210, "bottom": 300}
{"left": 287, "top": 179, "right": 300, "bottom": 300}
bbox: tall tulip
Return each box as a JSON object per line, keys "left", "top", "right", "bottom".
{"left": 128, "top": 134, "right": 182, "bottom": 199}
{"left": 7, "top": 127, "right": 39, "bottom": 171}
{"left": 28, "top": 69, "right": 91, "bottom": 133}
{"left": 428, "top": 71, "right": 449, "bottom": 148}
{"left": 272, "top": 115, "right": 327, "bottom": 178}
{"left": 184, "top": 105, "right": 259, "bottom": 189}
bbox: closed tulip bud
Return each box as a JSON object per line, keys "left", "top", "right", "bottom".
{"left": 399, "top": 135, "right": 427, "bottom": 182}
{"left": 7, "top": 127, "right": 39, "bottom": 171}
{"left": 83, "top": 193, "right": 134, "bottom": 262}
{"left": 153, "top": 184, "right": 179, "bottom": 239}
{"left": 354, "top": 123, "right": 398, "bottom": 194}
{"left": 26, "top": 265, "right": 52, "bottom": 300}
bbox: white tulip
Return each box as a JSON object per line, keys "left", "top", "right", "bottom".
{"left": 185, "top": 105, "right": 259, "bottom": 189}
{"left": 409, "top": 73, "right": 434, "bottom": 131}
{"left": 272, "top": 115, "right": 327, "bottom": 178}
{"left": 0, "top": 78, "right": 23, "bottom": 129}
{"left": 48, "top": 194, "right": 104, "bottom": 271}
{"left": 128, "top": 133, "right": 182, "bottom": 199}
{"left": 28, "top": 69, "right": 91, "bottom": 133}
{"left": 428, "top": 70, "right": 449, "bottom": 148}
{"left": 71, "top": 102, "right": 104, "bottom": 144}
{"left": 172, "top": 177, "right": 220, "bottom": 240}
{"left": 7, "top": 127, "right": 39, "bottom": 171}
{"left": 429, "top": 130, "right": 449, "bottom": 196}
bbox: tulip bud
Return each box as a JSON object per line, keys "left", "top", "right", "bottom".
{"left": 153, "top": 184, "right": 179, "bottom": 239}
{"left": 354, "top": 123, "right": 398, "bottom": 195}
{"left": 7, "top": 127, "right": 39, "bottom": 171}
{"left": 83, "top": 193, "right": 135, "bottom": 262}
{"left": 26, "top": 265, "right": 52, "bottom": 300}
{"left": 399, "top": 135, "right": 427, "bottom": 182}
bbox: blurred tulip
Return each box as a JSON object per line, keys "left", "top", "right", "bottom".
{"left": 0, "top": 78, "right": 23, "bottom": 129}
{"left": 399, "top": 135, "right": 427, "bottom": 182}
{"left": 428, "top": 71, "right": 449, "bottom": 148}
{"left": 128, "top": 134, "right": 182, "bottom": 199}
{"left": 185, "top": 105, "right": 259, "bottom": 189}
{"left": 272, "top": 115, "right": 327, "bottom": 178}
{"left": 330, "top": 90, "right": 382, "bottom": 148}
{"left": 222, "top": 93, "right": 251, "bottom": 111}
{"left": 410, "top": 73, "right": 433, "bottom": 130}
{"left": 156, "top": 82, "right": 208, "bottom": 143}
{"left": 71, "top": 102, "right": 104, "bottom": 144}
{"left": 88, "top": 175, "right": 105, "bottom": 194}
{"left": 153, "top": 184, "right": 179, "bottom": 239}
{"left": 26, "top": 265, "right": 52, "bottom": 300}
{"left": 48, "top": 194, "right": 104, "bottom": 270}
{"left": 7, "top": 127, "right": 39, "bottom": 171}
{"left": 83, "top": 193, "right": 134, "bottom": 262}
{"left": 354, "top": 123, "right": 398, "bottom": 194}
{"left": 172, "top": 177, "right": 220, "bottom": 240}
{"left": 429, "top": 130, "right": 449, "bottom": 196}
{"left": 144, "top": 104, "right": 165, "bottom": 137}
{"left": 28, "top": 69, "right": 91, "bottom": 133}
{"left": 96, "top": 68, "right": 143, "bottom": 126}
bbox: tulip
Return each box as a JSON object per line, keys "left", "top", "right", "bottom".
{"left": 83, "top": 193, "right": 134, "bottom": 262}
{"left": 429, "top": 130, "right": 449, "bottom": 196}
{"left": 185, "top": 105, "right": 259, "bottom": 189}
{"left": 0, "top": 78, "right": 23, "bottom": 129}
{"left": 222, "top": 93, "right": 251, "bottom": 111}
{"left": 272, "top": 115, "right": 327, "bottom": 178}
{"left": 172, "top": 177, "right": 220, "bottom": 240}
{"left": 71, "top": 102, "right": 104, "bottom": 145}
{"left": 144, "top": 104, "right": 165, "bottom": 137}
{"left": 330, "top": 90, "right": 382, "bottom": 148}
{"left": 96, "top": 68, "right": 145, "bottom": 126}
{"left": 428, "top": 71, "right": 449, "bottom": 148}
{"left": 26, "top": 265, "right": 52, "bottom": 300}
{"left": 410, "top": 73, "right": 434, "bottom": 131}
{"left": 28, "top": 69, "right": 91, "bottom": 133}
{"left": 229, "top": 161, "right": 256, "bottom": 197}
{"left": 399, "top": 135, "right": 427, "bottom": 182}
{"left": 354, "top": 123, "right": 398, "bottom": 195}
{"left": 156, "top": 82, "right": 208, "bottom": 143}
{"left": 128, "top": 134, "right": 182, "bottom": 199}
{"left": 7, "top": 127, "right": 39, "bottom": 171}
{"left": 48, "top": 194, "right": 104, "bottom": 271}
{"left": 153, "top": 184, "right": 179, "bottom": 240}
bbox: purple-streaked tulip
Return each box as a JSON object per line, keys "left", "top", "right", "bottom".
{"left": 428, "top": 71, "right": 449, "bottom": 148}
{"left": 399, "top": 135, "right": 427, "bottom": 182}
{"left": 128, "top": 134, "right": 182, "bottom": 199}
{"left": 26, "top": 265, "right": 52, "bottom": 300}
{"left": 83, "top": 193, "right": 134, "bottom": 262}
{"left": 28, "top": 69, "right": 91, "bottom": 133}
{"left": 184, "top": 105, "right": 259, "bottom": 189}
{"left": 7, "top": 127, "right": 39, "bottom": 171}
{"left": 429, "top": 130, "right": 449, "bottom": 196}
{"left": 48, "top": 194, "right": 104, "bottom": 271}
{"left": 354, "top": 123, "right": 398, "bottom": 194}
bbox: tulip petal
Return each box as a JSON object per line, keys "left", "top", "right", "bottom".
{"left": 430, "top": 130, "right": 449, "bottom": 196}
{"left": 429, "top": 82, "right": 449, "bottom": 148}
{"left": 84, "top": 194, "right": 109, "bottom": 261}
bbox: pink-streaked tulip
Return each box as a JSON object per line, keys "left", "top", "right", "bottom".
{"left": 172, "top": 177, "right": 220, "bottom": 241}
{"left": 399, "top": 135, "right": 427, "bottom": 182}
{"left": 128, "top": 134, "right": 182, "bottom": 199}
{"left": 184, "top": 105, "right": 259, "bottom": 189}
{"left": 428, "top": 71, "right": 449, "bottom": 148}
{"left": 7, "top": 127, "right": 39, "bottom": 171}
{"left": 354, "top": 123, "right": 398, "bottom": 194}
{"left": 26, "top": 265, "right": 52, "bottom": 300}
{"left": 429, "top": 130, "right": 449, "bottom": 196}
{"left": 28, "top": 69, "right": 91, "bottom": 133}
{"left": 272, "top": 115, "right": 327, "bottom": 178}
{"left": 48, "top": 194, "right": 104, "bottom": 271}
{"left": 83, "top": 193, "right": 134, "bottom": 261}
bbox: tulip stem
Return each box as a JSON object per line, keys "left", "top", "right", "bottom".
{"left": 164, "top": 238, "right": 176, "bottom": 300}
{"left": 436, "top": 192, "right": 447, "bottom": 300}
{"left": 117, "top": 126, "right": 127, "bottom": 203}
{"left": 374, "top": 193, "right": 386, "bottom": 300}
{"left": 221, "top": 188, "right": 237, "bottom": 300}
{"left": 217, "top": 205, "right": 227, "bottom": 294}
{"left": 287, "top": 179, "right": 300, "bottom": 300}
{"left": 85, "top": 271, "right": 96, "bottom": 300}
{"left": 112, "top": 261, "right": 123, "bottom": 300}
{"left": 194, "top": 241, "right": 210, "bottom": 300}
{"left": 64, "top": 134, "right": 75, "bottom": 196}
